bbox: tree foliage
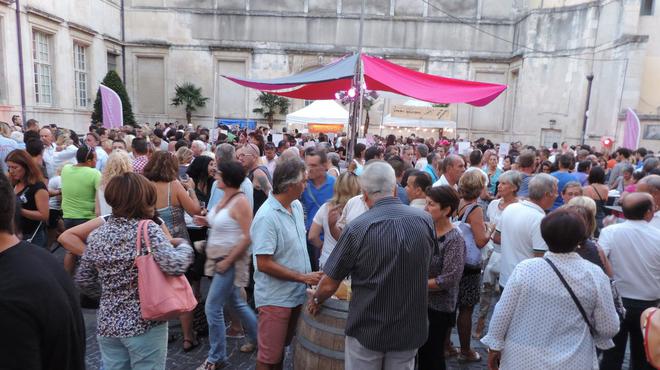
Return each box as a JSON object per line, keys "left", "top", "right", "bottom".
{"left": 171, "top": 82, "right": 209, "bottom": 124}
{"left": 91, "top": 70, "right": 136, "bottom": 126}
{"left": 252, "top": 92, "right": 290, "bottom": 128}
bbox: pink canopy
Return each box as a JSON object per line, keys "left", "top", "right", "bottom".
{"left": 224, "top": 54, "right": 507, "bottom": 106}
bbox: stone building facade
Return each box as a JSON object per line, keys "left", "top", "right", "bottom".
{"left": 0, "top": 0, "right": 658, "bottom": 149}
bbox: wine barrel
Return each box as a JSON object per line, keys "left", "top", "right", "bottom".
{"left": 293, "top": 295, "right": 348, "bottom": 370}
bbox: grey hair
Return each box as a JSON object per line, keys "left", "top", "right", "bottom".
{"left": 498, "top": 170, "right": 522, "bottom": 193}
{"left": 279, "top": 147, "right": 300, "bottom": 162}
{"left": 359, "top": 161, "right": 396, "bottom": 200}
{"left": 192, "top": 140, "right": 206, "bottom": 150}
{"left": 639, "top": 174, "right": 660, "bottom": 192}
{"left": 216, "top": 143, "right": 235, "bottom": 163}
{"left": 272, "top": 158, "right": 306, "bottom": 195}
{"left": 528, "top": 173, "right": 558, "bottom": 201}
{"left": 327, "top": 152, "right": 340, "bottom": 167}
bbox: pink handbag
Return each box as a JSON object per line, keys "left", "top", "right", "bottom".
{"left": 134, "top": 220, "right": 197, "bottom": 321}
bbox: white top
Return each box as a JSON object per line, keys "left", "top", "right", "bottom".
{"left": 598, "top": 220, "right": 660, "bottom": 301}
{"left": 46, "top": 144, "right": 78, "bottom": 177}
{"left": 486, "top": 198, "right": 506, "bottom": 253}
{"left": 414, "top": 157, "right": 428, "bottom": 170}
{"left": 498, "top": 200, "right": 548, "bottom": 287}
{"left": 650, "top": 211, "right": 660, "bottom": 231}
{"left": 48, "top": 176, "right": 62, "bottom": 210}
{"left": 338, "top": 194, "right": 368, "bottom": 229}
{"left": 482, "top": 253, "right": 619, "bottom": 369}
{"left": 207, "top": 197, "right": 243, "bottom": 256}
{"left": 312, "top": 203, "right": 338, "bottom": 267}
{"left": 261, "top": 156, "right": 277, "bottom": 179}
{"left": 97, "top": 187, "right": 112, "bottom": 216}
{"left": 409, "top": 198, "right": 426, "bottom": 210}
{"left": 95, "top": 146, "right": 108, "bottom": 172}
{"left": 432, "top": 174, "right": 457, "bottom": 190}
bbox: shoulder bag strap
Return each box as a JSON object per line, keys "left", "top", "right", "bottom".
{"left": 460, "top": 203, "right": 479, "bottom": 223}
{"left": 591, "top": 185, "right": 605, "bottom": 202}
{"left": 544, "top": 257, "right": 595, "bottom": 335}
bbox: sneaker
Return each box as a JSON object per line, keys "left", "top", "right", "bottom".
{"left": 239, "top": 342, "right": 256, "bottom": 353}
{"left": 196, "top": 360, "right": 226, "bottom": 370}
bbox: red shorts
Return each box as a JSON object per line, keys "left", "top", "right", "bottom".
{"left": 256, "top": 305, "right": 302, "bottom": 364}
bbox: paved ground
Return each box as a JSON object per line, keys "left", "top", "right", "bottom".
{"left": 83, "top": 307, "right": 489, "bottom": 370}
{"left": 49, "top": 247, "right": 626, "bottom": 370}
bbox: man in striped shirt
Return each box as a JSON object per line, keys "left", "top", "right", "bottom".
{"left": 308, "top": 160, "right": 436, "bottom": 370}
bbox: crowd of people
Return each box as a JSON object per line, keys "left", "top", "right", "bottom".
{"left": 1, "top": 115, "right": 659, "bottom": 370}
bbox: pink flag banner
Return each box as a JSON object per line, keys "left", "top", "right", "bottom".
{"left": 623, "top": 107, "right": 640, "bottom": 150}
{"left": 100, "top": 84, "right": 123, "bottom": 129}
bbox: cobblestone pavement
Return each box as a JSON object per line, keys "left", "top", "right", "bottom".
{"left": 83, "top": 306, "right": 489, "bottom": 370}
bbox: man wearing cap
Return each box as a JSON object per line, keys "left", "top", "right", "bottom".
{"left": 238, "top": 143, "right": 272, "bottom": 215}
{"left": 262, "top": 142, "right": 278, "bottom": 178}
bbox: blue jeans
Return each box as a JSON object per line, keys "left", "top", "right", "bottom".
{"left": 205, "top": 265, "right": 257, "bottom": 364}
{"left": 97, "top": 323, "right": 168, "bottom": 370}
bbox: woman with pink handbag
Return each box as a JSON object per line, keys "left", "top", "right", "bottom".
{"left": 76, "top": 173, "right": 194, "bottom": 370}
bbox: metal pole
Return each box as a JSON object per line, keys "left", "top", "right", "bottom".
{"left": 346, "top": 0, "right": 366, "bottom": 165}
{"left": 120, "top": 0, "right": 127, "bottom": 83}
{"left": 581, "top": 74, "right": 594, "bottom": 145}
{"left": 15, "top": 0, "right": 27, "bottom": 125}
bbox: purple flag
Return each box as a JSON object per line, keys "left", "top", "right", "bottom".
{"left": 100, "top": 84, "right": 123, "bottom": 129}
{"left": 623, "top": 107, "right": 640, "bottom": 150}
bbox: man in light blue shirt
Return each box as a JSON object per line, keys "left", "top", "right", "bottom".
{"left": 251, "top": 158, "right": 322, "bottom": 369}
{"left": 0, "top": 134, "right": 19, "bottom": 174}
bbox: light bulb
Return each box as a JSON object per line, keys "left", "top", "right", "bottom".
{"left": 347, "top": 87, "right": 356, "bottom": 98}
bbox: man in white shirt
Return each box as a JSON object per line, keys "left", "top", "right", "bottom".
{"left": 432, "top": 154, "right": 465, "bottom": 189}
{"left": 636, "top": 174, "right": 660, "bottom": 230}
{"left": 85, "top": 132, "right": 107, "bottom": 172}
{"left": 405, "top": 170, "right": 432, "bottom": 209}
{"left": 261, "top": 142, "right": 277, "bottom": 178}
{"left": 599, "top": 192, "right": 660, "bottom": 370}
{"left": 40, "top": 127, "right": 77, "bottom": 178}
{"left": 498, "top": 173, "right": 557, "bottom": 288}
{"left": 414, "top": 144, "right": 429, "bottom": 170}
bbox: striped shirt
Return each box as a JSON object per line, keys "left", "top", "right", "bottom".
{"left": 323, "top": 196, "right": 436, "bottom": 352}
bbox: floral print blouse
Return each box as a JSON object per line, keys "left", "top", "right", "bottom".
{"left": 76, "top": 217, "right": 193, "bottom": 338}
{"left": 428, "top": 227, "right": 466, "bottom": 313}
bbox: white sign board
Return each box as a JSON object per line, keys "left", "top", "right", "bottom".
{"left": 498, "top": 143, "right": 510, "bottom": 157}
{"left": 458, "top": 142, "right": 471, "bottom": 155}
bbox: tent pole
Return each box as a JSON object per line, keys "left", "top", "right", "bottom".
{"left": 346, "top": 0, "right": 366, "bottom": 165}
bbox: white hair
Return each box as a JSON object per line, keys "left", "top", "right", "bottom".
{"left": 528, "top": 173, "right": 558, "bottom": 201}
{"left": 360, "top": 161, "right": 396, "bottom": 200}
{"left": 192, "top": 140, "right": 205, "bottom": 150}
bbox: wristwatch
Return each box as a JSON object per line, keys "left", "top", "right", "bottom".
{"left": 313, "top": 297, "right": 320, "bottom": 305}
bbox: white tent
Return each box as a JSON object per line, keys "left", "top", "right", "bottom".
{"left": 382, "top": 99, "right": 456, "bottom": 129}
{"left": 286, "top": 100, "right": 349, "bottom": 126}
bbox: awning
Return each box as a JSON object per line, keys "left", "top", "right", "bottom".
{"left": 286, "top": 100, "right": 349, "bottom": 125}
{"left": 223, "top": 54, "right": 507, "bottom": 106}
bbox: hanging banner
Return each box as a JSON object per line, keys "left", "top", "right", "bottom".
{"left": 391, "top": 105, "right": 450, "bottom": 120}
{"left": 100, "top": 84, "right": 123, "bottom": 129}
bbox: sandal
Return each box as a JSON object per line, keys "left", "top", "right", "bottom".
{"left": 183, "top": 338, "right": 200, "bottom": 352}
{"left": 457, "top": 350, "right": 482, "bottom": 363}
{"left": 196, "top": 360, "right": 226, "bottom": 370}
{"left": 444, "top": 346, "right": 459, "bottom": 358}
{"left": 239, "top": 342, "right": 256, "bottom": 353}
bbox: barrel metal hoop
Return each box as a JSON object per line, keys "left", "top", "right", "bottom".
{"left": 318, "top": 306, "right": 348, "bottom": 319}
{"left": 296, "top": 334, "right": 345, "bottom": 360}
{"left": 301, "top": 312, "right": 345, "bottom": 335}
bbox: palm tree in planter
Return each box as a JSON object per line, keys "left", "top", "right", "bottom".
{"left": 171, "top": 82, "right": 209, "bottom": 124}
{"left": 252, "top": 92, "right": 290, "bottom": 129}
{"left": 361, "top": 97, "right": 375, "bottom": 136}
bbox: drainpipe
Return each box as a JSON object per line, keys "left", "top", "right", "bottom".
{"left": 581, "top": 74, "right": 594, "bottom": 145}
{"left": 120, "top": 0, "right": 126, "bottom": 83}
{"left": 14, "top": 0, "right": 27, "bottom": 126}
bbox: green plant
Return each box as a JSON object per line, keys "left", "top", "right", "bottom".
{"left": 252, "top": 92, "right": 290, "bottom": 128}
{"left": 361, "top": 97, "right": 375, "bottom": 136}
{"left": 91, "top": 70, "right": 136, "bottom": 125}
{"left": 171, "top": 82, "right": 209, "bottom": 124}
